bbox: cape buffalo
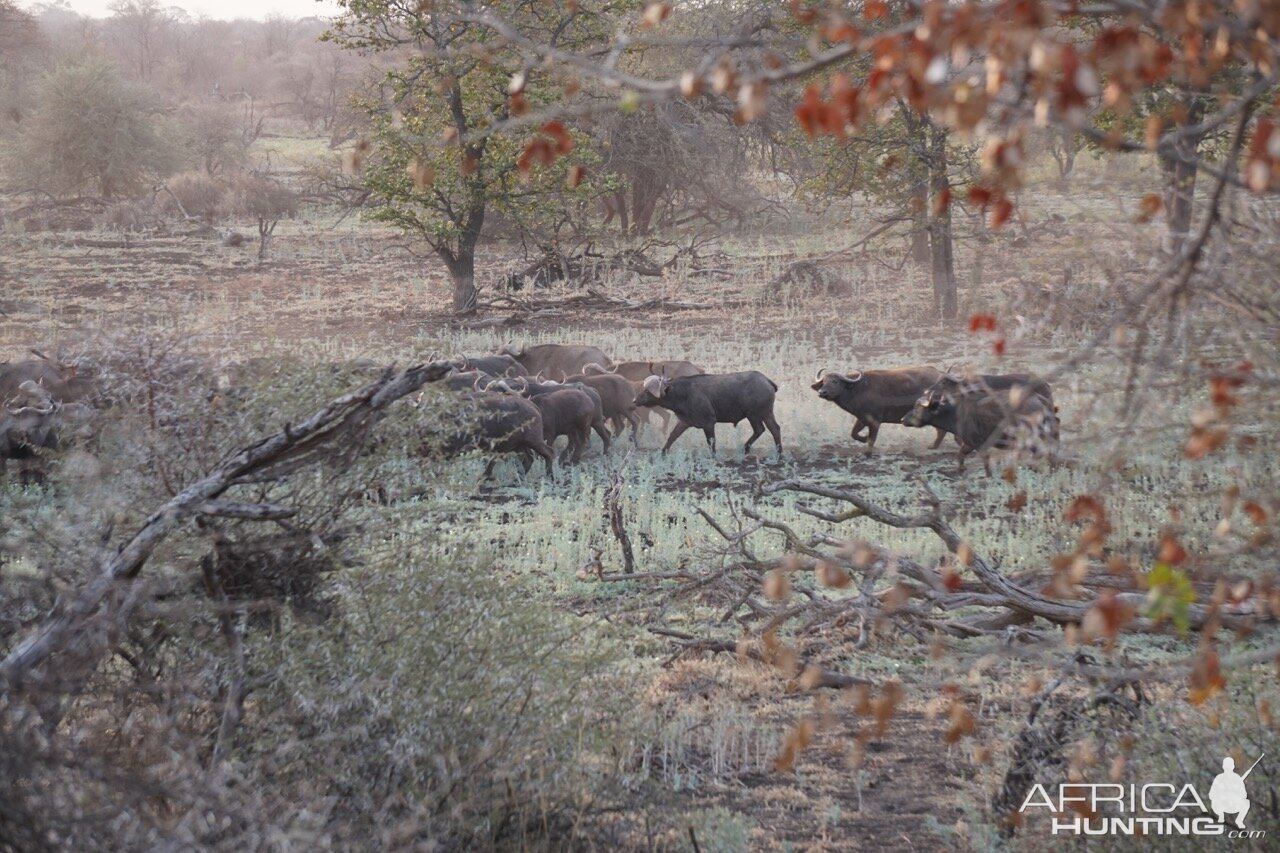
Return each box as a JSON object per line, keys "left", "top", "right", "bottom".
{"left": 561, "top": 372, "right": 641, "bottom": 438}
{"left": 810, "top": 367, "right": 944, "bottom": 454}
{"left": 585, "top": 359, "right": 704, "bottom": 435}
{"left": 906, "top": 381, "right": 1059, "bottom": 474}
{"left": 0, "top": 355, "right": 97, "bottom": 407}
{"left": 439, "top": 394, "right": 556, "bottom": 480}
{"left": 530, "top": 388, "right": 598, "bottom": 463}
{"left": 497, "top": 376, "right": 611, "bottom": 454}
{"left": 450, "top": 354, "right": 528, "bottom": 378}
{"left": 634, "top": 371, "right": 781, "bottom": 458}
{"left": 497, "top": 343, "right": 612, "bottom": 381}
{"left": 905, "top": 373, "right": 1054, "bottom": 445}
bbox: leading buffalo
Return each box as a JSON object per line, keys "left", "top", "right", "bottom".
{"left": 810, "top": 367, "right": 944, "bottom": 454}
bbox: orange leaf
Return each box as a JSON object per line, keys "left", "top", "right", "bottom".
{"left": 1188, "top": 648, "right": 1226, "bottom": 705}
{"left": 1066, "top": 495, "right": 1108, "bottom": 525}
{"left": 990, "top": 197, "right": 1014, "bottom": 229}
{"left": 1135, "top": 193, "right": 1163, "bottom": 223}
{"left": 1158, "top": 532, "right": 1188, "bottom": 565}
{"left": 932, "top": 187, "right": 951, "bottom": 216}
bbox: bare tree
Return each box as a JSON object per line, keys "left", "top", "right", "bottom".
{"left": 225, "top": 169, "right": 297, "bottom": 260}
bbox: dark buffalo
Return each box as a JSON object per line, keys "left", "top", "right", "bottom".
{"left": 905, "top": 373, "right": 1054, "bottom": 443}
{"left": 497, "top": 343, "right": 612, "bottom": 381}
{"left": 562, "top": 372, "right": 640, "bottom": 437}
{"left": 438, "top": 394, "right": 556, "bottom": 480}
{"left": 497, "top": 376, "right": 611, "bottom": 455}
{"left": 906, "top": 381, "right": 1059, "bottom": 474}
{"left": 0, "top": 356, "right": 96, "bottom": 407}
{"left": 0, "top": 381, "right": 92, "bottom": 482}
{"left": 810, "top": 367, "right": 944, "bottom": 454}
{"left": 530, "top": 388, "right": 597, "bottom": 463}
{"left": 634, "top": 371, "right": 782, "bottom": 457}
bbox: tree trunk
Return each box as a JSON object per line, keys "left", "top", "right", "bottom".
{"left": 927, "top": 124, "right": 958, "bottom": 319}
{"left": 443, "top": 251, "right": 478, "bottom": 315}
{"left": 1162, "top": 95, "right": 1205, "bottom": 256}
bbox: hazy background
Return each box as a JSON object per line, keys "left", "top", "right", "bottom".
{"left": 23, "top": 0, "right": 338, "bottom": 20}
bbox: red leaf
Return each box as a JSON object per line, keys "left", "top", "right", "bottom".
{"left": 968, "top": 313, "right": 998, "bottom": 332}
{"left": 992, "top": 338, "right": 1006, "bottom": 356}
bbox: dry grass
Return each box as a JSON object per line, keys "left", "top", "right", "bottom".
{"left": 3, "top": 158, "right": 1277, "bottom": 849}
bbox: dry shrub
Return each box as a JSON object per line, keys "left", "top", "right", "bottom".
{"left": 760, "top": 260, "right": 854, "bottom": 304}
{"left": 159, "top": 171, "right": 227, "bottom": 223}
{"left": 0, "top": 334, "right": 636, "bottom": 849}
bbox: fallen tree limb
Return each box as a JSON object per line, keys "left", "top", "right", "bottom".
{"left": 646, "top": 627, "right": 872, "bottom": 688}
{"left": 0, "top": 363, "right": 438, "bottom": 697}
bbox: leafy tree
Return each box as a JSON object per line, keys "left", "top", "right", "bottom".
{"left": 327, "top": 1, "right": 613, "bottom": 314}
{"left": 10, "top": 59, "right": 176, "bottom": 198}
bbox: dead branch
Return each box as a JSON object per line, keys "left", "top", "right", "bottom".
{"left": 646, "top": 627, "right": 872, "bottom": 688}
{"left": 0, "top": 363, "right": 439, "bottom": 699}
{"left": 604, "top": 451, "right": 636, "bottom": 573}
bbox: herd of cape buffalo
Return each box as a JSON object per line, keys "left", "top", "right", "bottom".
{"left": 0, "top": 342, "right": 1059, "bottom": 484}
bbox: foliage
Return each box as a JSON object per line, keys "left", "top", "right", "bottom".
{"left": 176, "top": 99, "right": 254, "bottom": 176}
{"left": 327, "top": 0, "right": 613, "bottom": 310}
{"left": 0, "top": 339, "right": 635, "bottom": 848}
{"left": 6, "top": 59, "right": 176, "bottom": 198}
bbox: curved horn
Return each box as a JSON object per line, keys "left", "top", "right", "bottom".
{"left": 642, "top": 375, "right": 665, "bottom": 397}
{"left": 17, "top": 380, "right": 54, "bottom": 405}
{"left": 814, "top": 368, "right": 826, "bottom": 383}
{"left": 840, "top": 370, "right": 863, "bottom": 383}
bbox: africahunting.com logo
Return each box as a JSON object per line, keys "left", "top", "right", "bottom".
{"left": 1020, "top": 753, "right": 1267, "bottom": 838}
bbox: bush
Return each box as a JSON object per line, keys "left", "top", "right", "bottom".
{"left": 159, "top": 171, "right": 226, "bottom": 223}
{"left": 8, "top": 59, "right": 176, "bottom": 198}
{"left": 0, "top": 340, "right": 637, "bottom": 849}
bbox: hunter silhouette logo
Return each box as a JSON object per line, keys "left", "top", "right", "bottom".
{"left": 1210, "top": 754, "right": 1264, "bottom": 829}
{"left": 1020, "top": 751, "right": 1268, "bottom": 838}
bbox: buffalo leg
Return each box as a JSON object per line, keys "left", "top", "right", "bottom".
{"left": 863, "top": 422, "right": 880, "bottom": 456}
{"left": 703, "top": 427, "right": 716, "bottom": 454}
{"left": 573, "top": 426, "right": 590, "bottom": 463}
{"left": 765, "top": 412, "right": 783, "bottom": 458}
{"left": 662, "top": 420, "right": 692, "bottom": 454}
{"left": 540, "top": 445, "right": 556, "bottom": 480}
{"left": 930, "top": 427, "right": 946, "bottom": 449}
{"left": 850, "top": 417, "right": 869, "bottom": 442}
{"left": 593, "top": 419, "right": 612, "bottom": 453}
{"left": 744, "top": 419, "right": 765, "bottom": 454}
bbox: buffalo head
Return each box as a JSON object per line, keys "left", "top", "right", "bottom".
{"left": 634, "top": 374, "right": 670, "bottom": 407}
{"left": 811, "top": 368, "right": 863, "bottom": 399}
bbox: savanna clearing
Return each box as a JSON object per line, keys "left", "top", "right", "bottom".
{"left": 3, "top": 149, "right": 1277, "bottom": 851}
